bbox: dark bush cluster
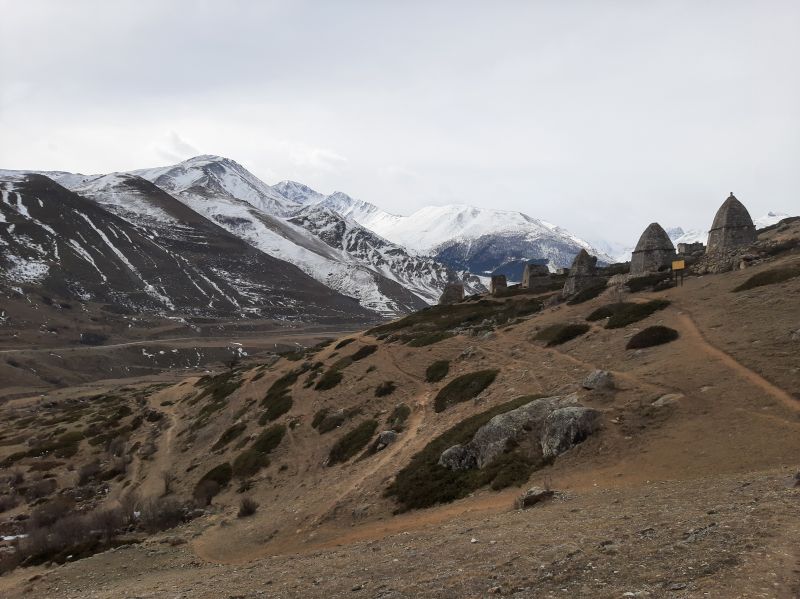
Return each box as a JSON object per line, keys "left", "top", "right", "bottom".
{"left": 433, "top": 370, "right": 499, "bottom": 413}
{"left": 386, "top": 404, "right": 411, "bottom": 431}
{"left": 533, "top": 323, "right": 590, "bottom": 346}
{"left": 566, "top": 283, "right": 607, "bottom": 305}
{"left": 327, "top": 420, "right": 378, "bottom": 465}
{"left": 586, "top": 299, "right": 671, "bottom": 329}
{"left": 425, "top": 360, "right": 450, "bottom": 383}
{"left": 626, "top": 326, "right": 680, "bottom": 349}
{"left": 733, "top": 264, "right": 800, "bottom": 292}
{"left": 626, "top": 272, "right": 672, "bottom": 293}
{"left": 232, "top": 424, "right": 286, "bottom": 478}
{"left": 375, "top": 381, "right": 397, "bottom": 397}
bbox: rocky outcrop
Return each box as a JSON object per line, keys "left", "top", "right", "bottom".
{"left": 541, "top": 407, "right": 602, "bottom": 459}
{"left": 561, "top": 250, "right": 601, "bottom": 297}
{"left": 373, "top": 430, "right": 398, "bottom": 452}
{"left": 438, "top": 395, "right": 601, "bottom": 471}
{"left": 630, "top": 223, "right": 676, "bottom": 275}
{"left": 707, "top": 193, "right": 756, "bottom": 254}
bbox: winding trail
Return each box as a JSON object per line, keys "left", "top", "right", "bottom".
{"left": 672, "top": 311, "right": 799, "bottom": 413}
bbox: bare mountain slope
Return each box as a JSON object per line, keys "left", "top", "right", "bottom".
{"left": 0, "top": 173, "right": 372, "bottom": 321}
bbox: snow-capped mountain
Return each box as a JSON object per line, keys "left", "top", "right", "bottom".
{"left": 125, "top": 158, "right": 479, "bottom": 315}
{"left": 0, "top": 172, "right": 370, "bottom": 321}
{"left": 275, "top": 184, "right": 613, "bottom": 280}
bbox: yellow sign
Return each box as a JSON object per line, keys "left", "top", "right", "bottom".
{"left": 672, "top": 260, "right": 685, "bottom": 270}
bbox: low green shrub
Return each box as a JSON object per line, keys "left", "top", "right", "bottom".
{"left": 387, "top": 403, "right": 411, "bottom": 431}
{"left": 733, "top": 264, "right": 800, "bottom": 292}
{"left": 312, "top": 408, "right": 329, "bottom": 429}
{"left": 252, "top": 424, "right": 286, "bottom": 454}
{"left": 314, "top": 369, "right": 343, "bottom": 391}
{"left": 533, "top": 323, "right": 590, "bottom": 346}
{"left": 334, "top": 338, "right": 355, "bottom": 350}
{"left": 231, "top": 424, "right": 286, "bottom": 478}
{"left": 260, "top": 393, "right": 293, "bottom": 423}
{"left": 433, "top": 370, "right": 499, "bottom": 413}
{"left": 211, "top": 423, "right": 247, "bottom": 451}
{"left": 198, "top": 463, "right": 232, "bottom": 487}
{"left": 350, "top": 344, "right": 378, "bottom": 361}
{"left": 566, "top": 283, "right": 607, "bottom": 305}
{"left": 626, "top": 272, "right": 671, "bottom": 293}
{"left": 406, "top": 332, "right": 452, "bottom": 347}
{"left": 425, "top": 360, "right": 450, "bottom": 383}
{"left": 375, "top": 381, "right": 396, "bottom": 397}
{"left": 386, "top": 395, "right": 544, "bottom": 511}
{"left": 626, "top": 326, "right": 679, "bottom": 349}
{"left": 328, "top": 420, "right": 378, "bottom": 465}
{"left": 232, "top": 448, "right": 269, "bottom": 478}
{"left": 589, "top": 299, "right": 670, "bottom": 329}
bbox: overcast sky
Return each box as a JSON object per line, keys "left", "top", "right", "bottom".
{"left": 1, "top": 1, "right": 798, "bottom": 245}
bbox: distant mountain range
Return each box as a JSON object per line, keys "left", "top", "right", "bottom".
{"left": 1, "top": 154, "right": 657, "bottom": 320}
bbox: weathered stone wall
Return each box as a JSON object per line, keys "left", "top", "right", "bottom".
{"left": 706, "top": 194, "right": 756, "bottom": 254}
{"left": 630, "top": 223, "right": 676, "bottom": 275}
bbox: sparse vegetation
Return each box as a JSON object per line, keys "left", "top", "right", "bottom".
{"left": 626, "top": 272, "right": 671, "bottom": 293}
{"left": 733, "top": 264, "right": 800, "bottom": 292}
{"left": 387, "top": 403, "right": 411, "bottom": 431}
{"left": 587, "top": 299, "right": 671, "bottom": 328}
{"left": 375, "top": 381, "right": 396, "bottom": 397}
{"left": 566, "top": 283, "right": 607, "bottom": 305}
{"left": 387, "top": 395, "right": 546, "bottom": 511}
{"left": 314, "top": 369, "right": 343, "bottom": 391}
{"left": 533, "top": 323, "right": 591, "bottom": 346}
{"left": 212, "top": 423, "right": 247, "bottom": 451}
{"left": 433, "top": 370, "right": 499, "bottom": 413}
{"left": 232, "top": 424, "right": 286, "bottom": 477}
{"left": 406, "top": 332, "right": 452, "bottom": 347}
{"left": 626, "top": 326, "right": 680, "bottom": 349}
{"left": 367, "top": 298, "right": 543, "bottom": 338}
{"left": 237, "top": 497, "right": 259, "bottom": 518}
{"left": 328, "top": 420, "right": 378, "bottom": 465}
{"left": 425, "top": 360, "right": 450, "bottom": 383}
{"left": 334, "top": 338, "right": 355, "bottom": 349}
{"left": 350, "top": 344, "right": 378, "bottom": 361}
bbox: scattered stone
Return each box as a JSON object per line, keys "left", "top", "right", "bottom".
{"left": 488, "top": 585, "right": 502, "bottom": 594}
{"left": 652, "top": 393, "right": 683, "bottom": 408}
{"left": 582, "top": 370, "right": 615, "bottom": 391}
{"left": 515, "top": 486, "right": 554, "bottom": 509}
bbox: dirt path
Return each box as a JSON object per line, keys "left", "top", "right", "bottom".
{"left": 673, "top": 311, "right": 799, "bottom": 413}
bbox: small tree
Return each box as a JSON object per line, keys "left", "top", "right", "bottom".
{"left": 237, "top": 497, "right": 258, "bottom": 518}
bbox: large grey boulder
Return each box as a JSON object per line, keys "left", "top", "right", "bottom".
{"left": 469, "top": 396, "right": 572, "bottom": 467}
{"left": 438, "top": 394, "right": 601, "bottom": 471}
{"left": 540, "top": 407, "right": 602, "bottom": 459}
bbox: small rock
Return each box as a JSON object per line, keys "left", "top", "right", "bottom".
{"left": 582, "top": 369, "right": 615, "bottom": 391}
{"left": 667, "top": 582, "right": 688, "bottom": 591}
{"left": 470, "top": 537, "right": 478, "bottom": 544}
{"left": 652, "top": 393, "right": 683, "bottom": 408}
{"left": 488, "top": 586, "right": 502, "bottom": 594}
{"left": 516, "top": 486, "right": 554, "bottom": 509}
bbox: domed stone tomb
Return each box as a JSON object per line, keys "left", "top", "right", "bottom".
{"left": 706, "top": 193, "right": 756, "bottom": 253}
{"left": 630, "top": 223, "right": 676, "bottom": 275}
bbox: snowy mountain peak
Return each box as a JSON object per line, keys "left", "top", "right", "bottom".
{"left": 271, "top": 180, "right": 325, "bottom": 204}
{"left": 133, "top": 155, "right": 298, "bottom": 217}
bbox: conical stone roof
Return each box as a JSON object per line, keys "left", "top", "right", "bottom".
{"left": 633, "top": 223, "right": 675, "bottom": 253}
{"left": 707, "top": 193, "right": 756, "bottom": 253}
{"left": 630, "top": 222, "right": 676, "bottom": 275}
